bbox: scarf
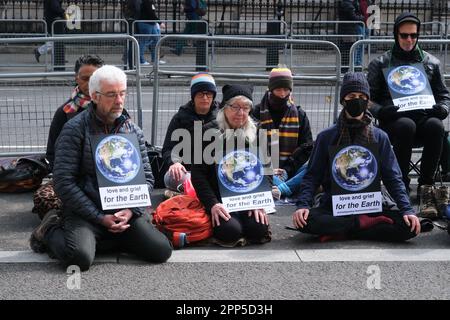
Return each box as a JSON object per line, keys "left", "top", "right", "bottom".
{"left": 336, "top": 110, "right": 374, "bottom": 146}
{"left": 63, "top": 86, "right": 91, "bottom": 114}
{"left": 259, "top": 90, "right": 300, "bottom": 166}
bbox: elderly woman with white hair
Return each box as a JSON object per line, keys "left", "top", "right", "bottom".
{"left": 191, "top": 84, "right": 271, "bottom": 247}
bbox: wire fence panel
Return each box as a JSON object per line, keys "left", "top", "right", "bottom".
{"left": 0, "top": 35, "right": 142, "bottom": 156}
{"left": 151, "top": 35, "right": 341, "bottom": 146}
{"left": 291, "top": 21, "right": 365, "bottom": 71}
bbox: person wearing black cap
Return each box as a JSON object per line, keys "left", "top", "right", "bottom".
{"left": 191, "top": 84, "right": 272, "bottom": 247}
{"left": 161, "top": 73, "right": 219, "bottom": 198}
{"left": 367, "top": 13, "right": 450, "bottom": 219}
{"left": 253, "top": 66, "right": 313, "bottom": 200}
{"left": 291, "top": 72, "right": 420, "bottom": 243}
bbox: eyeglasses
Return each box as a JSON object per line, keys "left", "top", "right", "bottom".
{"left": 227, "top": 104, "right": 251, "bottom": 114}
{"left": 96, "top": 90, "right": 127, "bottom": 99}
{"left": 399, "top": 33, "right": 418, "bottom": 39}
{"left": 196, "top": 91, "right": 214, "bottom": 98}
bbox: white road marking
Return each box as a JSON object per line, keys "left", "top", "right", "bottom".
{"left": 1, "top": 249, "right": 449, "bottom": 263}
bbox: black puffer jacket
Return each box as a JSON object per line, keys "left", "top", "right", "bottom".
{"left": 53, "top": 103, "right": 154, "bottom": 224}
{"left": 367, "top": 47, "right": 450, "bottom": 123}
{"left": 162, "top": 100, "right": 219, "bottom": 172}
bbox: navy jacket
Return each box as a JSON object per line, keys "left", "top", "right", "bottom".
{"left": 295, "top": 122, "right": 415, "bottom": 216}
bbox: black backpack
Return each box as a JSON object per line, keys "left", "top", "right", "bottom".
{"left": 0, "top": 155, "right": 49, "bottom": 192}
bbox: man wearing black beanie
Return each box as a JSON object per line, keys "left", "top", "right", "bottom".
{"left": 367, "top": 12, "right": 450, "bottom": 219}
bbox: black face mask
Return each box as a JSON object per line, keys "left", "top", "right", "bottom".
{"left": 343, "top": 98, "right": 368, "bottom": 117}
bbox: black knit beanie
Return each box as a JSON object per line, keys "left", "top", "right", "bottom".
{"left": 220, "top": 84, "right": 253, "bottom": 108}
{"left": 340, "top": 72, "right": 370, "bottom": 102}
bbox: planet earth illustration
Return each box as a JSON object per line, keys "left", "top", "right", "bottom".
{"left": 332, "top": 145, "right": 377, "bottom": 192}
{"left": 387, "top": 65, "right": 427, "bottom": 95}
{"left": 95, "top": 135, "right": 140, "bottom": 184}
{"left": 218, "top": 150, "right": 263, "bottom": 193}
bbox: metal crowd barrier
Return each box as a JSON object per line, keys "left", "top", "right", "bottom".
{"left": 149, "top": 35, "right": 341, "bottom": 146}
{"left": 209, "top": 20, "right": 289, "bottom": 70}
{"left": 290, "top": 21, "right": 365, "bottom": 71}
{"left": 131, "top": 19, "right": 209, "bottom": 69}
{"left": 0, "top": 35, "right": 142, "bottom": 157}
{"left": 0, "top": 19, "right": 48, "bottom": 69}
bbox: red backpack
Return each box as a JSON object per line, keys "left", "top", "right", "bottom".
{"left": 153, "top": 195, "right": 213, "bottom": 248}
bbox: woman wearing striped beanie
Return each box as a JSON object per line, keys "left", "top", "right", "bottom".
{"left": 252, "top": 66, "right": 313, "bottom": 200}
{"left": 161, "top": 72, "right": 219, "bottom": 198}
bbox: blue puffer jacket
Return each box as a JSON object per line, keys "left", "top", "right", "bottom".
{"left": 295, "top": 120, "right": 415, "bottom": 216}
{"left": 53, "top": 103, "right": 154, "bottom": 224}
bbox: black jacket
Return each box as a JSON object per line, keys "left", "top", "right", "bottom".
{"left": 44, "top": 0, "right": 65, "bottom": 33}
{"left": 53, "top": 104, "right": 154, "bottom": 224}
{"left": 367, "top": 47, "right": 450, "bottom": 124}
{"left": 140, "top": 0, "right": 159, "bottom": 21}
{"left": 252, "top": 101, "right": 313, "bottom": 178}
{"left": 46, "top": 100, "right": 86, "bottom": 172}
{"left": 338, "top": 0, "right": 364, "bottom": 35}
{"left": 161, "top": 100, "right": 219, "bottom": 172}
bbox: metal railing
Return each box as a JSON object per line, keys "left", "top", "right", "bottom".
{"left": 150, "top": 34, "right": 342, "bottom": 146}
{"left": 0, "top": 35, "right": 142, "bottom": 156}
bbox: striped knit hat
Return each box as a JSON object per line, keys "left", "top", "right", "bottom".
{"left": 190, "top": 73, "right": 217, "bottom": 100}
{"left": 268, "top": 67, "right": 293, "bottom": 91}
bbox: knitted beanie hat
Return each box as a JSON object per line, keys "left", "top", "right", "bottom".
{"left": 268, "top": 67, "right": 293, "bottom": 91}
{"left": 340, "top": 72, "right": 370, "bottom": 102}
{"left": 220, "top": 84, "right": 253, "bottom": 108}
{"left": 190, "top": 73, "right": 217, "bottom": 100}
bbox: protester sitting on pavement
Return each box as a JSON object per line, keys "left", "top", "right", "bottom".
{"left": 161, "top": 72, "right": 219, "bottom": 198}
{"left": 367, "top": 12, "right": 450, "bottom": 219}
{"left": 32, "top": 55, "right": 104, "bottom": 220}
{"left": 252, "top": 66, "right": 313, "bottom": 200}
{"left": 191, "top": 84, "right": 271, "bottom": 247}
{"left": 292, "top": 72, "right": 420, "bottom": 242}
{"left": 29, "top": 65, "right": 172, "bottom": 271}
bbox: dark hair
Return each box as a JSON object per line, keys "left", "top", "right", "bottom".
{"left": 74, "top": 55, "right": 104, "bottom": 73}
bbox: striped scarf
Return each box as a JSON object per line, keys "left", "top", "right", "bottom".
{"left": 63, "top": 86, "right": 91, "bottom": 114}
{"left": 259, "top": 91, "right": 300, "bottom": 166}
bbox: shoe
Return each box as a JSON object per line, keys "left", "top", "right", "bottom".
{"left": 212, "top": 237, "right": 247, "bottom": 248}
{"left": 29, "top": 209, "right": 60, "bottom": 253}
{"left": 164, "top": 189, "right": 182, "bottom": 199}
{"left": 141, "top": 61, "right": 150, "bottom": 66}
{"left": 271, "top": 186, "right": 281, "bottom": 200}
{"left": 33, "top": 48, "right": 40, "bottom": 63}
{"left": 418, "top": 185, "right": 439, "bottom": 219}
{"left": 434, "top": 185, "right": 449, "bottom": 218}
{"left": 159, "top": 59, "right": 166, "bottom": 65}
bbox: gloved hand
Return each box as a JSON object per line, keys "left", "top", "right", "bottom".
{"left": 427, "top": 104, "right": 449, "bottom": 120}
{"left": 377, "top": 105, "right": 400, "bottom": 122}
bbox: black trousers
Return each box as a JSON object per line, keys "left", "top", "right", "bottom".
{"left": 214, "top": 211, "right": 269, "bottom": 244}
{"left": 298, "top": 206, "right": 417, "bottom": 242}
{"left": 381, "top": 116, "right": 445, "bottom": 188}
{"left": 45, "top": 213, "right": 172, "bottom": 271}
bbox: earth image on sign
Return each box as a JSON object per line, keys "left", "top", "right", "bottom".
{"left": 332, "top": 145, "right": 378, "bottom": 192}
{"left": 387, "top": 65, "right": 427, "bottom": 95}
{"left": 218, "top": 150, "right": 264, "bottom": 193}
{"left": 95, "top": 135, "right": 140, "bottom": 184}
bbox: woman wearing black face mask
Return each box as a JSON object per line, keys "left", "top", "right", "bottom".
{"left": 252, "top": 66, "right": 313, "bottom": 200}
{"left": 291, "top": 72, "right": 420, "bottom": 243}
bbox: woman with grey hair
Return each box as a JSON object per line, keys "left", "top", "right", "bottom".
{"left": 191, "top": 84, "right": 271, "bottom": 247}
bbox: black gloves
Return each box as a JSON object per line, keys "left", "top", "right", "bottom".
{"left": 378, "top": 105, "right": 400, "bottom": 122}
{"left": 427, "top": 104, "right": 449, "bottom": 120}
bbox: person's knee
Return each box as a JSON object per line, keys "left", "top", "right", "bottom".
{"left": 146, "top": 240, "right": 172, "bottom": 263}
{"left": 423, "top": 118, "right": 445, "bottom": 137}
{"left": 213, "top": 218, "right": 242, "bottom": 243}
{"left": 66, "top": 246, "right": 95, "bottom": 272}
{"left": 389, "top": 118, "right": 416, "bottom": 140}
